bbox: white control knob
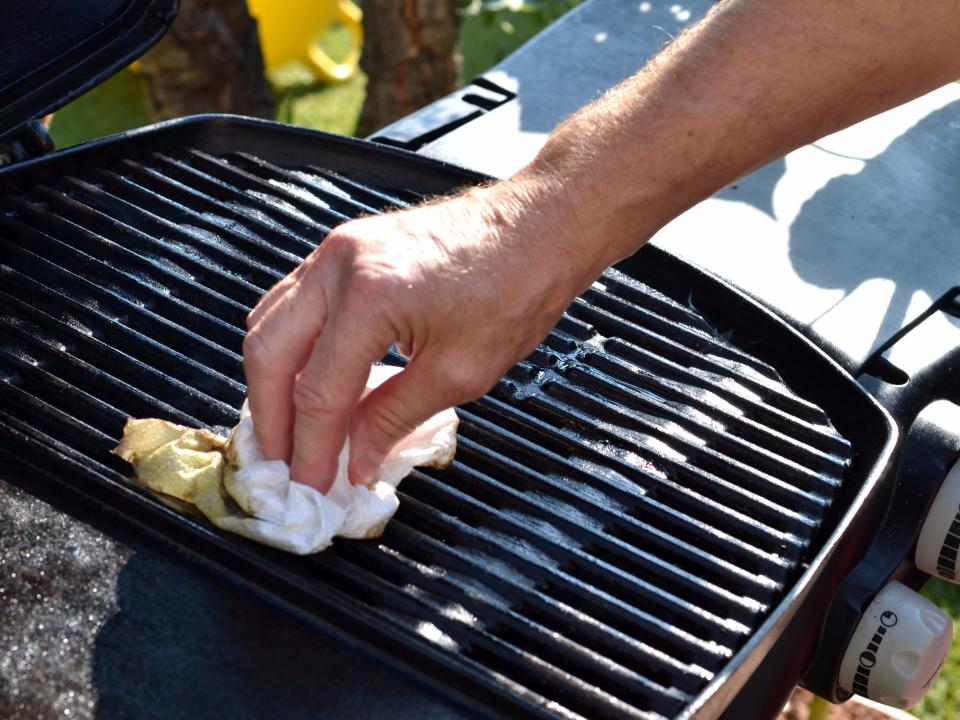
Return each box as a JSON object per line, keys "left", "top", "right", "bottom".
{"left": 916, "top": 457, "right": 960, "bottom": 580}
{"left": 838, "top": 582, "right": 951, "bottom": 709}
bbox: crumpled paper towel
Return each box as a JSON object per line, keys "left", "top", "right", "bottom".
{"left": 113, "top": 365, "right": 459, "bottom": 554}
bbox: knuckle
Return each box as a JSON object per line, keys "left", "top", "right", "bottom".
{"left": 366, "top": 401, "right": 416, "bottom": 446}
{"left": 311, "top": 230, "right": 360, "bottom": 287}
{"left": 319, "top": 231, "right": 401, "bottom": 301}
{"left": 242, "top": 330, "right": 272, "bottom": 370}
{"left": 345, "top": 261, "right": 403, "bottom": 301}
{"left": 346, "top": 267, "right": 383, "bottom": 296}
{"left": 439, "top": 364, "right": 488, "bottom": 402}
{"left": 336, "top": 273, "right": 405, "bottom": 337}
{"left": 321, "top": 227, "right": 359, "bottom": 260}
{"left": 292, "top": 376, "right": 338, "bottom": 417}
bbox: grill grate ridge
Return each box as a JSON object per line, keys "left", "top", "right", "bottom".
{"left": 397, "top": 466, "right": 752, "bottom": 642}
{"left": 459, "top": 396, "right": 801, "bottom": 570}
{"left": 392, "top": 490, "right": 735, "bottom": 665}
{"left": 441, "top": 442, "right": 769, "bottom": 623}
{"left": 453, "top": 432, "right": 783, "bottom": 598}
{"left": 380, "top": 523, "right": 717, "bottom": 691}
{"left": 457, "top": 414, "right": 790, "bottom": 592}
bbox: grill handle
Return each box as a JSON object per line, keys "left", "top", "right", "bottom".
{"left": 860, "top": 287, "right": 960, "bottom": 428}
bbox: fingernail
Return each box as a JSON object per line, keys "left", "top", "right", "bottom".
{"left": 352, "top": 451, "right": 383, "bottom": 486}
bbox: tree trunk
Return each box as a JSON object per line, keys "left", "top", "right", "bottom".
{"left": 357, "top": 0, "right": 461, "bottom": 137}
{"left": 139, "top": 0, "right": 274, "bottom": 121}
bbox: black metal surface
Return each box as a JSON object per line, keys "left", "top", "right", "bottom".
{"left": 861, "top": 287, "right": 960, "bottom": 427}
{"left": 0, "top": 120, "right": 54, "bottom": 168}
{"left": 613, "top": 242, "right": 899, "bottom": 720}
{"left": 372, "top": 79, "right": 515, "bottom": 151}
{"left": 0, "top": 0, "right": 178, "bottom": 140}
{"left": 0, "top": 117, "right": 894, "bottom": 720}
{"left": 802, "top": 401, "right": 960, "bottom": 703}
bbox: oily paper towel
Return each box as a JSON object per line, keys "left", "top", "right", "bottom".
{"left": 113, "top": 365, "right": 459, "bottom": 554}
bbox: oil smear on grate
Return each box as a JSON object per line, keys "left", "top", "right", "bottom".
{"left": 0, "top": 145, "right": 852, "bottom": 720}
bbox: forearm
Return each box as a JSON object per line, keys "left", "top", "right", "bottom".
{"left": 245, "top": 0, "right": 960, "bottom": 490}
{"left": 515, "top": 0, "right": 960, "bottom": 275}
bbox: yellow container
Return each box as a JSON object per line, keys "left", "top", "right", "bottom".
{"left": 247, "top": 0, "right": 363, "bottom": 84}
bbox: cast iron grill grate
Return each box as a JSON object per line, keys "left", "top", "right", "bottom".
{"left": 0, "top": 146, "right": 852, "bottom": 720}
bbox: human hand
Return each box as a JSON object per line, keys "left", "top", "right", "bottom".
{"left": 242, "top": 174, "right": 604, "bottom": 492}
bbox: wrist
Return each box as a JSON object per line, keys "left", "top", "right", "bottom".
{"left": 475, "top": 168, "right": 610, "bottom": 295}
{"left": 518, "top": 105, "right": 688, "bottom": 275}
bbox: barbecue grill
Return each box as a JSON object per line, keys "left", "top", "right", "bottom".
{"left": 2, "top": 2, "right": 959, "bottom": 719}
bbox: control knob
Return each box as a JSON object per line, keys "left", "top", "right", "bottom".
{"left": 837, "top": 582, "right": 951, "bottom": 709}
{"left": 916, "top": 457, "right": 960, "bottom": 580}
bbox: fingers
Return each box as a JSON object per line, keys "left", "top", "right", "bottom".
{"left": 349, "top": 356, "right": 488, "bottom": 485}
{"left": 243, "top": 267, "right": 329, "bottom": 463}
{"left": 289, "top": 302, "right": 393, "bottom": 492}
{"left": 245, "top": 256, "right": 312, "bottom": 330}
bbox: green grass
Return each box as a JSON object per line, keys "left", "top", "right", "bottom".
{"left": 271, "top": 63, "right": 367, "bottom": 136}
{"left": 460, "top": 8, "right": 564, "bottom": 82}
{"left": 47, "top": 11, "right": 557, "bottom": 149}
{"left": 913, "top": 581, "right": 960, "bottom": 718}
{"left": 48, "top": 68, "right": 152, "bottom": 148}
{"left": 49, "top": 25, "right": 368, "bottom": 148}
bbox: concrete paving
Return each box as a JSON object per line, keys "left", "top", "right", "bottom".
{"left": 419, "top": 0, "right": 960, "bottom": 371}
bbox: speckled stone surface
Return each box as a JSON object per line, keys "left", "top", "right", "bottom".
{"left": 0, "top": 479, "right": 128, "bottom": 720}
{"left": 0, "top": 475, "right": 478, "bottom": 720}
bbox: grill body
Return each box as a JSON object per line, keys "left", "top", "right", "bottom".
{"left": 0, "top": 116, "right": 897, "bottom": 719}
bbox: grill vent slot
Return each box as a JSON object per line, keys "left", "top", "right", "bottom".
{"left": 0, "top": 145, "right": 852, "bottom": 720}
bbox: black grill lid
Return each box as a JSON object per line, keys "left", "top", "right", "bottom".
{"left": 0, "top": 0, "right": 179, "bottom": 140}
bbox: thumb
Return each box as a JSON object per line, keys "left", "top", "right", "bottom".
{"left": 348, "top": 357, "right": 472, "bottom": 485}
